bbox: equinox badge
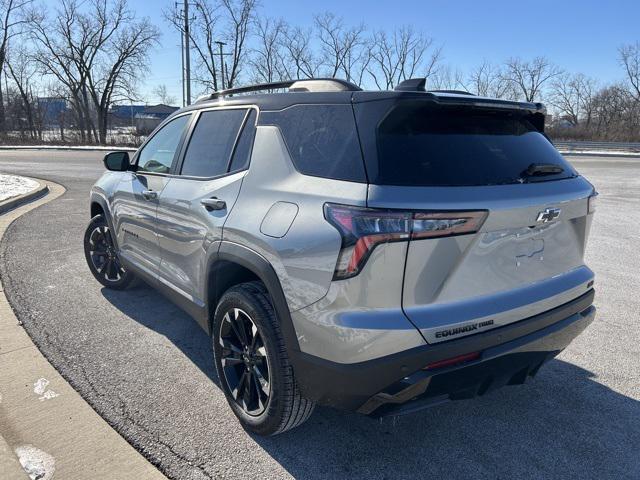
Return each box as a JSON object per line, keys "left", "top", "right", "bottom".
{"left": 536, "top": 208, "right": 561, "bottom": 223}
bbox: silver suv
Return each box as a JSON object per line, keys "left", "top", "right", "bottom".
{"left": 85, "top": 78, "right": 597, "bottom": 435}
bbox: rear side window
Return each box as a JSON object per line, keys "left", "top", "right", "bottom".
{"left": 259, "top": 104, "right": 366, "bottom": 182}
{"left": 181, "top": 109, "right": 247, "bottom": 177}
{"left": 374, "top": 104, "right": 576, "bottom": 186}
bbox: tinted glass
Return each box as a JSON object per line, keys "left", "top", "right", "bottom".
{"left": 375, "top": 105, "right": 576, "bottom": 186}
{"left": 260, "top": 104, "right": 366, "bottom": 182}
{"left": 181, "top": 109, "right": 247, "bottom": 177}
{"left": 137, "top": 115, "right": 190, "bottom": 174}
{"left": 229, "top": 109, "right": 257, "bottom": 173}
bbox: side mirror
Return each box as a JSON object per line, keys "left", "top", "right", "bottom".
{"left": 103, "top": 151, "right": 131, "bottom": 171}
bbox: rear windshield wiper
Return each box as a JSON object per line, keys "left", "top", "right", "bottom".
{"left": 522, "top": 163, "right": 564, "bottom": 177}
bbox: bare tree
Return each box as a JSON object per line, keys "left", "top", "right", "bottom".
{"left": 153, "top": 84, "right": 177, "bottom": 105}
{"left": 589, "top": 84, "right": 637, "bottom": 140}
{"left": 429, "top": 64, "right": 465, "bottom": 91}
{"left": 165, "top": 0, "right": 221, "bottom": 91}
{"left": 4, "top": 43, "right": 41, "bottom": 138}
{"left": 165, "top": 0, "right": 256, "bottom": 91}
{"left": 503, "top": 56, "right": 562, "bottom": 102}
{"left": 313, "top": 12, "right": 369, "bottom": 84}
{"left": 0, "top": 0, "right": 32, "bottom": 131}
{"left": 367, "top": 26, "right": 441, "bottom": 89}
{"left": 466, "top": 60, "right": 516, "bottom": 99}
{"left": 249, "top": 17, "right": 290, "bottom": 83}
{"left": 619, "top": 42, "right": 640, "bottom": 101}
{"left": 220, "top": 0, "right": 256, "bottom": 88}
{"left": 30, "top": 0, "right": 159, "bottom": 144}
{"left": 29, "top": 1, "right": 93, "bottom": 142}
{"left": 281, "top": 25, "right": 319, "bottom": 79}
{"left": 549, "top": 72, "right": 597, "bottom": 126}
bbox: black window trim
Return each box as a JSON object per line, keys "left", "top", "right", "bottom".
{"left": 131, "top": 111, "right": 195, "bottom": 177}
{"left": 173, "top": 105, "right": 259, "bottom": 181}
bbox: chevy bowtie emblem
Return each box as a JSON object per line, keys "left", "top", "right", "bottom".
{"left": 536, "top": 208, "right": 561, "bottom": 223}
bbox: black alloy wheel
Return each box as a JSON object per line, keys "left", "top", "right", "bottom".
{"left": 88, "top": 224, "right": 124, "bottom": 282}
{"left": 83, "top": 214, "right": 138, "bottom": 289}
{"left": 219, "top": 307, "right": 270, "bottom": 416}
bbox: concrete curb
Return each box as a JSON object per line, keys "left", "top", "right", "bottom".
{"left": 0, "top": 178, "right": 166, "bottom": 480}
{"left": 0, "top": 145, "right": 137, "bottom": 152}
{"left": 0, "top": 182, "right": 49, "bottom": 215}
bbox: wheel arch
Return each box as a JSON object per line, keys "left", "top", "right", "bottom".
{"left": 89, "top": 193, "right": 119, "bottom": 249}
{"left": 90, "top": 201, "right": 105, "bottom": 217}
{"left": 207, "top": 242, "right": 300, "bottom": 356}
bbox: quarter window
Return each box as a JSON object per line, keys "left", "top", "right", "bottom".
{"left": 137, "top": 114, "right": 190, "bottom": 174}
{"left": 259, "top": 104, "right": 366, "bottom": 182}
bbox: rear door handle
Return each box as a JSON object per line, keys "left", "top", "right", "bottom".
{"left": 201, "top": 198, "right": 226, "bottom": 211}
{"left": 142, "top": 189, "right": 158, "bottom": 200}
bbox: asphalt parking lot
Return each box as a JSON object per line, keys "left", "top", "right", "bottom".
{"left": 0, "top": 150, "right": 638, "bottom": 479}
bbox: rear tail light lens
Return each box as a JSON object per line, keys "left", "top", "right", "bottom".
{"left": 324, "top": 203, "right": 487, "bottom": 280}
{"left": 588, "top": 192, "right": 598, "bottom": 214}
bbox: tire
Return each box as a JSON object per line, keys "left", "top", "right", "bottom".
{"left": 212, "top": 281, "right": 315, "bottom": 436}
{"left": 83, "top": 214, "right": 138, "bottom": 290}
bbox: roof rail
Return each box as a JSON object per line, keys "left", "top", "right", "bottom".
{"left": 428, "top": 89, "right": 475, "bottom": 96}
{"left": 197, "top": 78, "right": 361, "bottom": 102}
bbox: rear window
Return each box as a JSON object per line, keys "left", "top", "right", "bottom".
{"left": 259, "top": 104, "right": 366, "bottom": 182}
{"left": 374, "top": 104, "right": 576, "bottom": 186}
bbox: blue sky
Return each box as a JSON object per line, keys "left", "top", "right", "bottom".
{"left": 122, "top": 0, "right": 639, "bottom": 103}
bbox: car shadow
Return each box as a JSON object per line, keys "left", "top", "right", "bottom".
{"left": 100, "top": 282, "right": 220, "bottom": 387}
{"left": 101, "top": 285, "right": 639, "bottom": 479}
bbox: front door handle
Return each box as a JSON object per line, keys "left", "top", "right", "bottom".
{"left": 201, "top": 198, "right": 226, "bottom": 211}
{"left": 142, "top": 189, "right": 158, "bottom": 200}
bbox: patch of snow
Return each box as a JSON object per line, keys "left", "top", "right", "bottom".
{"left": 558, "top": 149, "right": 640, "bottom": 157}
{"left": 14, "top": 445, "right": 55, "bottom": 480}
{"left": 33, "top": 378, "right": 59, "bottom": 401}
{"left": 0, "top": 174, "right": 39, "bottom": 202}
{"left": 0, "top": 145, "right": 137, "bottom": 151}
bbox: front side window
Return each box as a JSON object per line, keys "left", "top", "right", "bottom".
{"left": 137, "top": 114, "right": 191, "bottom": 174}
{"left": 181, "top": 109, "right": 248, "bottom": 177}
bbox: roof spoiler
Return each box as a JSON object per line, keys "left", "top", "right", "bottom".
{"left": 394, "top": 79, "right": 474, "bottom": 96}
{"left": 196, "top": 78, "right": 362, "bottom": 102}
{"left": 391, "top": 77, "right": 546, "bottom": 131}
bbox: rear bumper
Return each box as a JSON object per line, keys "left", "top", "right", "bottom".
{"left": 290, "top": 289, "right": 595, "bottom": 415}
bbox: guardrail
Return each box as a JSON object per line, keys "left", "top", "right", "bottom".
{"left": 553, "top": 141, "right": 640, "bottom": 153}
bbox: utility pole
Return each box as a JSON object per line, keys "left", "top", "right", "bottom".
{"left": 215, "top": 41, "right": 227, "bottom": 90}
{"left": 183, "top": 0, "right": 191, "bottom": 105}
{"left": 180, "top": 20, "right": 185, "bottom": 107}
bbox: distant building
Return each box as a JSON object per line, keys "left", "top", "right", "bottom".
{"left": 111, "top": 105, "right": 146, "bottom": 121}
{"left": 134, "top": 104, "right": 180, "bottom": 134}
{"left": 37, "top": 97, "right": 68, "bottom": 126}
